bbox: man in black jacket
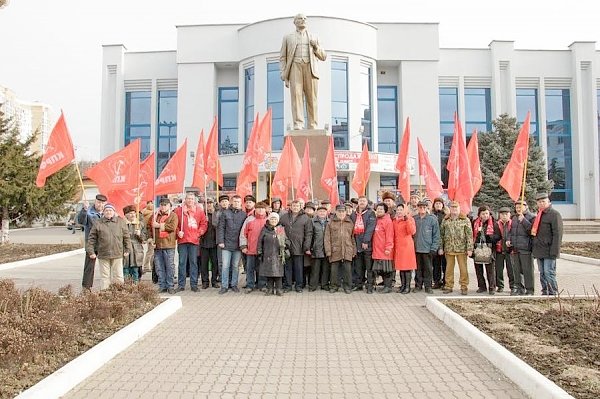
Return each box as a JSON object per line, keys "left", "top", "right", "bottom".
{"left": 199, "top": 198, "right": 219, "bottom": 289}
{"left": 216, "top": 195, "right": 247, "bottom": 294}
{"left": 279, "top": 200, "right": 313, "bottom": 292}
{"left": 508, "top": 200, "right": 535, "bottom": 295}
{"left": 309, "top": 206, "right": 330, "bottom": 291}
{"left": 531, "top": 192, "right": 563, "bottom": 296}
{"left": 350, "top": 196, "right": 376, "bottom": 293}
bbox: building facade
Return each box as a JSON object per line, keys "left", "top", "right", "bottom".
{"left": 0, "top": 85, "right": 56, "bottom": 153}
{"left": 100, "top": 16, "right": 600, "bottom": 219}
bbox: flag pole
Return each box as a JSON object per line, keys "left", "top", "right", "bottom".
{"left": 519, "top": 141, "right": 529, "bottom": 210}
{"left": 73, "top": 159, "right": 87, "bottom": 202}
{"left": 269, "top": 152, "right": 273, "bottom": 203}
{"left": 135, "top": 170, "right": 141, "bottom": 225}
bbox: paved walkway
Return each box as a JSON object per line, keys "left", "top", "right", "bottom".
{"left": 1, "top": 254, "right": 598, "bottom": 398}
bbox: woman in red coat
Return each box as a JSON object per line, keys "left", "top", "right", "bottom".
{"left": 372, "top": 203, "right": 395, "bottom": 293}
{"left": 393, "top": 203, "right": 417, "bottom": 294}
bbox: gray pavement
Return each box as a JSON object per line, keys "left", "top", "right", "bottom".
{"left": 3, "top": 252, "right": 598, "bottom": 398}
{"left": 8, "top": 226, "right": 84, "bottom": 245}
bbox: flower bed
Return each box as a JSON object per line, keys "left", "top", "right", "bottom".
{"left": 0, "top": 281, "right": 161, "bottom": 398}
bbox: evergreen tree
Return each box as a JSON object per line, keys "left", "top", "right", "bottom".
{"left": 0, "top": 109, "right": 78, "bottom": 243}
{"left": 474, "top": 114, "right": 553, "bottom": 212}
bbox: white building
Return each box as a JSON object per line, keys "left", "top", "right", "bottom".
{"left": 0, "top": 84, "right": 56, "bottom": 153}
{"left": 100, "top": 16, "right": 600, "bottom": 219}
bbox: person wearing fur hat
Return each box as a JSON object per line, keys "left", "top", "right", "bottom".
{"left": 381, "top": 191, "right": 397, "bottom": 218}
{"left": 123, "top": 205, "right": 147, "bottom": 282}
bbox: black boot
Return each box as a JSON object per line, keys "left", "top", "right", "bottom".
{"left": 399, "top": 272, "right": 406, "bottom": 293}
{"left": 402, "top": 272, "right": 412, "bottom": 294}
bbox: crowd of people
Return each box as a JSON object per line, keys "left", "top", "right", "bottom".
{"left": 77, "top": 189, "right": 563, "bottom": 297}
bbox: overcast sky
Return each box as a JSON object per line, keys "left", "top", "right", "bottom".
{"left": 0, "top": 0, "right": 599, "bottom": 160}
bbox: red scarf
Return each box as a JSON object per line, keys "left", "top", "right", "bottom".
{"left": 496, "top": 219, "right": 512, "bottom": 252}
{"left": 473, "top": 217, "right": 494, "bottom": 240}
{"left": 353, "top": 209, "right": 366, "bottom": 235}
{"left": 531, "top": 207, "right": 547, "bottom": 237}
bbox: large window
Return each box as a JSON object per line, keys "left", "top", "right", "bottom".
{"left": 124, "top": 91, "right": 151, "bottom": 160}
{"left": 331, "top": 60, "right": 348, "bottom": 149}
{"left": 464, "top": 88, "right": 492, "bottom": 134}
{"left": 545, "top": 89, "right": 573, "bottom": 203}
{"left": 516, "top": 88, "right": 540, "bottom": 142}
{"left": 598, "top": 89, "right": 600, "bottom": 190}
{"left": 377, "top": 86, "right": 398, "bottom": 153}
{"left": 267, "top": 62, "right": 284, "bottom": 151}
{"left": 360, "top": 65, "right": 372, "bottom": 149}
{"left": 244, "top": 67, "right": 255, "bottom": 149}
{"left": 157, "top": 90, "right": 177, "bottom": 173}
{"left": 439, "top": 87, "right": 458, "bottom": 186}
{"left": 218, "top": 87, "right": 239, "bottom": 155}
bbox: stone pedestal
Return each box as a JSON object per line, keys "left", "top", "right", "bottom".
{"left": 287, "top": 129, "right": 331, "bottom": 202}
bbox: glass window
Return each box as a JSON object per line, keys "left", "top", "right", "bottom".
{"left": 377, "top": 86, "right": 398, "bottom": 153}
{"left": 439, "top": 87, "right": 458, "bottom": 186}
{"left": 337, "top": 176, "right": 349, "bottom": 202}
{"left": 380, "top": 175, "right": 397, "bottom": 188}
{"left": 331, "top": 60, "right": 348, "bottom": 150}
{"left": 218, "top": 87, "right": 239, "bottom": 155}
{"left": 545, "top": 89, "right": 573, "bottom": 203}
{"left": 360, "top": 65, "right": 372, "bottom": 149}
{"left": 157, "top": 90, "right": 177, "bottom": 174}
{"left": 516, "top": 88, "right": 540, "bottom": 142}
{"left": 267, "top": 62, "right": 284, "bottom": 151}
{"left": 125, "top": 91, "right": 151, "bottom": 160}
{"left": 598, "top": 89, "right": 600, "bottom": 191}
{"left": 464, "top": 88, "right": 492, "bottom": 134}
{"left": 244, "top": 67, "right": 255, "bottom": 150}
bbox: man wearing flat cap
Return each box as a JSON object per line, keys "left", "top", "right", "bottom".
{"left": 77, "top": 193, "right": 108, "bottom": 289}
{"left": 531, "top": 192, "right": 563, "bottom": 296}
{"left": 199, "top": 198, "right": 220, "bottom": 289}
{"left": 413, "top": 200, "right": 440, "bottom": 293}
{"left": 495, "top": 207, "right": 515, "bottom": 294}
{"left": 508, "top": 200, "right": 536, "bottom": 295}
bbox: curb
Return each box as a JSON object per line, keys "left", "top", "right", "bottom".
{"left": 426, "top": 296, "right": 574, "bottom": 399}
{"left": 16, "top": 296, "right": 182, "bottom": 399}
{"left": 560, "top": 253, "right": 600, "bottom": 266}
{"left": 0, "top": 248, "right": 85, "bottom": 271}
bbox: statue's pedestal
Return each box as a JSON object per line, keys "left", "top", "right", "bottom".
{"left": 287, "top": 129, "right": 330, "bottom": 202}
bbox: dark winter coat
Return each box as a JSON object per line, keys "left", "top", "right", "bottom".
{"left": 532, "top": 206, "right": 563, "bottom": 259}
{"left": 279, "top": 211, "right": 312, "bottom": 256}
{"left": 257, "top": 224, "right": 289, "bottom": 277}
{"left": 87, "top": 216, "right": 132, "bottom": 260}
{"left": 414, "top": 213, "right": 441, "bottom": 254}
{"left": 324, "top": 215, "right": 357, "bottom": 263}
{"left": 123, "top": 221, "right": 147, "bottom": 267}
{"left": 200, "top": 211, "right": 217, "bottom": 248}
{"left": 310, "top": 217, "right": 328, "bottom": 258}
{"left": 350, "top": 208, "right": 376, "bottom": 253}
{"left": 509, "top": 211, "right": 535, "bottom": 253}
{"left": 77, "top": 205, "right": 102, "bottom": 242}
{"left": 216, "top": 207, "right": 247, "bottom": 251}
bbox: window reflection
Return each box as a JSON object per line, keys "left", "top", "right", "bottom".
{"left": 157, "top": 90, "right": 177, "bottom": 173}
{"left": 546, "top": 89, "right": 572, "bottom": 203}
{"left": 516, "top": 88, "right": 539, "bottom": 143}
{"left": 219, "top": 87, "right": 239, "bottom": 155}
{"left": 464, "top": 88, "right": 491, "bottom": 134}
{"left": 125, "top": 91, "right": 151, "bottom": 160}
{"left": 331, "top": 60, "right": 348, "bottom": 149}
{"left": 439, "top": 87, "right": 458, "bottom": 186}
{"left": 244, "top": 67, "right": 255, "bottom": 149}
{"left": 360, "top": 65, "right": 372, "bottom": 149}
{"left": 377, "top": 86, "right": 397, "bottom": 153}
{"left": 267, "top": 62, "right": 284, "bottom": 151}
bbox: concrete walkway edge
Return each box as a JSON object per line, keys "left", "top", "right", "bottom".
{"left": 16, "top": 296, "right": 182, "bottom": 399}
{"left": 560, "top": 253, "right": 600, "bottom": 266}
{"left": 0, "top": 248, "right": 84, "bottom": 271}
{"left": 425, "top": 297, "right": 574, "bottom": 399}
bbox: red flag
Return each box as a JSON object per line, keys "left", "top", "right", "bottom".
{"left": 320, "top": 135, "right": 339, "bottom": 208}
{"left": 86, "top": 139, "right": 140, "bottom": 195}
{"left": 191, "top": 130, "right": 207, "bottom": 191}
{"left": 108, "top": 153, "right": 155, "bottom": 216}
{"left": 237, "top": 113, "right": 260, "bottom": 197}
{"left": 395, "top": 117, "right": 411, "bottom": 203}
{"left": 296, "top": 139, "right": 313, "bottom": 201}
{"left": 256, "top": 108, "right": 272, "bottom": 162}
{"left": 205, "top": 117, "right": 223, "bottom": 186}
{"left": 271, "top": 137, "right": 302, "bottom": 207}
{"left": 155, "top": 139, "right": 187, "bottom": 196}
{"left": 417, "top": 139, "right": 443, "bottom": 200}
{"left": 446, "top": 113, "right": 473, "bottom": 214}
{"left": 467, "top": 130, "right": 482, "bottom": 196}
{"left": 36, "top": 111, "right": 75, "bottom": 187}
{"left": 351, "top": 141, "right": 371, "bottom": 196}
{"left": 500, "top": 112, "right": 531, "bottom": 201}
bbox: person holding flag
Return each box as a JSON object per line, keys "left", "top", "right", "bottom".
{"left": 175, "top": 193, "right": 208, "bottom": 292}
{"left": 150, "top": 198, "right": 179, "bottom": 294}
